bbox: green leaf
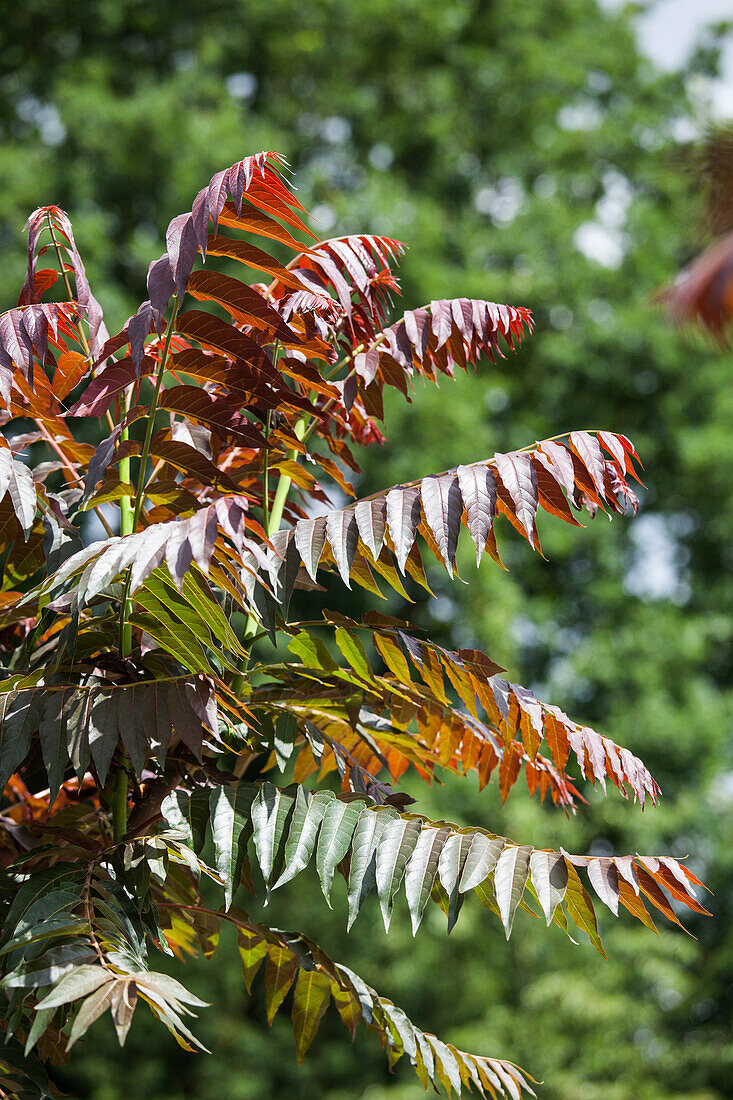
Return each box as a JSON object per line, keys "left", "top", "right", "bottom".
{"left": 375, "top": 815, "right": 422, "bottom": 930}
{"left": 383, "top": 1001, "right": 417, "bottom": 1061}
{"left": 564, "top": 861, "right": 606, "bottom": 956}
{"left": 346, "top": 805, "right": 399, "bottom": 930}
{"left": 334, "top": 627, "right": 374, "bottom": 681}
{"left": 428, "top": 1034, "right": 463, "bottom": 1096}
{"left": 0, "top": 888, "right": 81, "bottom": 957}
{"left": 291, "top": 968, "right": 331, "bottom": 1063}
{"left": 458, "top": 833, "right": 505, "bottom": 893}
{"left": 404, "top": 825, "right": 450, "bottom": 934}
{"left": 131, "top": 603, "right": 216, "bottom": 675}
{"left": 472, "top": 876, "right": 502, "bottom": 921}
{"left": 529, "top": 850, "right": 568, "bottom": 925}
{"left": 142, "top": 568, "right": 248, "bottom": 663}
{"left": 38, "top": 689, "right": 70, "bottom": 800}
{"left": 0, "top": 689, "right": 42, "bottom": 788}
{"left": 315, "top": 798, "right": 365, "bottom": 905}
{"left": 116, "top": 683, "right": 148, "bottom": 778}
{"left": 24, "top": 1007, "right": 55, "bottom": 1056}
{"left": 236, "top": 928, "right": 267, "bottom": 994}
{"left": 288, "top": 630, "right": 338, "bottom": 671}
{"left": 0, "top": 916, "right": 88, "bottom": 956}
{"left": 373, "top": 631, "right": 412, "bottom": 684}
{"left": 264, "top": 945, "right": 299, "bottom": 1024}
{"left": 209, "top": 784, "right": 258, "bottom": 908}
{"left": 494, "top": 844, "right": 532, "bottom": 938}
{"left": 3, "top": 943, "right": 95, "bottom": 991}
{"left": 272, "top": 711, "right": 298, "bottom": 771}
{"left": 251, "top": 782, "right": 297, "bottom": 886}
{"left": 88, "top": 688, "right": 119, "bottom": 787}
{"left": 437, "top": 829, "right": 475, "bottom": 933}
{"left": 0, "top": 865, "right": 80, "bottom": 953}
{"left": 274, "top": 788, "right": 335, "bottom": 890}
{"left": 161, "top": 789, "right": 210, "bottom": 854}
{"left": 35, "top": 965, "right": 112, "bottom": 1010}
{"left": 67, "top": 981, "right": 117, "bottom": 1048}
{"left": 330, "top": 977, "right": 362, "bottom": 1038}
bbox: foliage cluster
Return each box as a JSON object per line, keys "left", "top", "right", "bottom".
{"left": 0, "top": 149, "right": 710, "bottom": 1098}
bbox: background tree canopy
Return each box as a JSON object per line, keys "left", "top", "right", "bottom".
{"left": 2, "top": 1, "right": 731, "bottom": 1097}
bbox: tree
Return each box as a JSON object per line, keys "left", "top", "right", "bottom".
{"left": 0, "top": 150, "right": 710, "bottom": 1098}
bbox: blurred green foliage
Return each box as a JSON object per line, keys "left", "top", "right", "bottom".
{"left": 1, "top": 0, "right": 731, "bottom": 1096}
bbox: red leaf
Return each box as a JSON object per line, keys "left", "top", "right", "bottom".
{"left": 159, "top": 386, "right": 266, "bottom": 447}
{"left": 493, "top": 451, "right": 539, "bottom": 547}
{"left": 68, "top": 358, "right": 151, "bottom": 418}
{"left": 206, "top": 235, "right": 307, "bottom": 291}
{"left": 186, "top": 270, "right": 297, "bottom": 341}
{"left": 568, "top": 431, "right": 607, "bottom": 500}
{"left": 175, "top": 310, "right": 276, "bottom": 375}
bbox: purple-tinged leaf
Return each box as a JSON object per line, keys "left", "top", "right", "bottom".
{"left": 175, "top": 310, "right": 274, "bottom": 375}
{"left": 404, "top": 308, "right": 430, "bottom": 358}
{"left": 456, "top": 463, "right": 497, "bottom": 565}
{"left": 420, "top": 473, "right": 462, "bottom": 575}
{"left": 536, "top": 441, "right": 576, "bottom": 498}
{"left": 186, "top": 507, "right": 219, "bottom": 575}
{"left": 430, "top": 299, "right": 453, "bottom": 350}
{"left": 126, "top": 301, "right": 157, "bottom": 370}
{"left": 190, "top": 187, "right": 210, "bottom": 258}
{"left": 147, "top": 254, "right": 176, "bottom": 320}
{"left": 597, "top": 430, "right": 627, "bottom": 473}
{"left": 355, "top": 497, "right": 387, "bottom": 560}
{"left": 353, "top": 348, "right": 380, "bottom": 385}
{"left": 569, "top": 431, "right": 607, "bottom": 499}
{"left": 494, "top": 451, "right": 539, "bottom": 545}
{"left": 326, "top": 507, "right": 359, "bottom": 586}
{"left": 386, "top": 486, "right": 421, "bottom": 573}
{"left": 166, "top": 213, "right": 199, "bottom": 300}
{"left": 294, "top": 516, "right": 327, "bottom": 582}
{"left": 207, "top": 169, "right": 230, "bottom": 234}
{"left": 82, "top": 424, "right": 122, "bottom": 505}
{"left": 587, "top": 857, "right": 620, "bottom": 916}
{"left": 20, "top": 305, "right": 49, "bottom": 366}
{"left": 1, "top": 451, "right": 37, "bottom": 536}
{"left": 167, "top": 679, "right": 206, "bottom": 760}
{"left": 39, "top": 689, "right": 70, "bottom": 801}
{"left": 0, "top": 308, "right": 35, "bottom": 385}
{"left": 128, "top": 528, "right": 169, "bottom": 592}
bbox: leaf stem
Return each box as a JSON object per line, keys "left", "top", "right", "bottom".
{"left": 110, "top": 767, "right": 129, "bottom": 846}
{"left": 82, "top": 858, "right": 113, "bottom": 970}
{"left": 130, "top": 297, "right": 180, "bottom": 533}
{"left": 118, "top": 295, "right": 179, "bottom": 655}
{"left": 46, "top": 215, "right": 92, "bottom": 362}
{"left": 261, "top": 339, "right": 281, "bottom": 535}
